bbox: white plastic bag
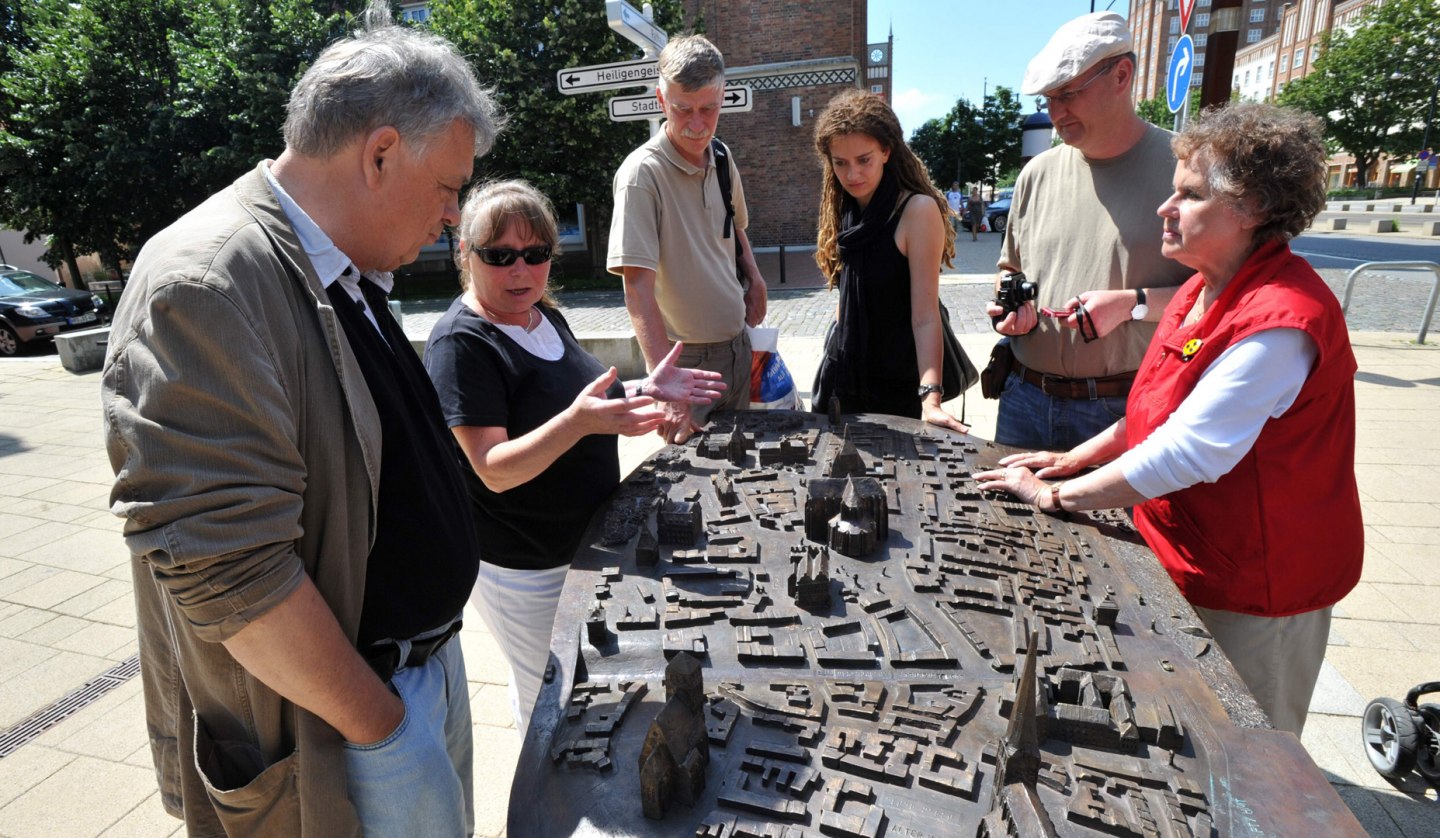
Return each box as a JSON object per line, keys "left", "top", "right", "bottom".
{"left": 747, "top": 326, "right": 800, "bottom": 410}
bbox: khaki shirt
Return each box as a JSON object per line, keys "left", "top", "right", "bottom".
{"left": 1000, "top": 124, "right": 1191, "bottom": 379}
{"left": 607, "top": 131, "right": 749, "bottom": 343}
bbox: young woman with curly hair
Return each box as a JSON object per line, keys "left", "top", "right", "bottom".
{"left": 810, "top": 89, "right": 966, "bottom": 430}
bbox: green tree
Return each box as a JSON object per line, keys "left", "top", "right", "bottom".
{"left": 0, "top": 0, "right": 335, "bottom": 285}
{"left": 1136, "top": 92, "right": 1201, "bottom": 130}
{"left": 427, "top": 0, "right": 686, "bottom": 264}
{"left": 910, "top": 87, "right": 1022, "bottom": 190}
{"left": 1279, "top": 0, "right": 1440, "bottom": 187}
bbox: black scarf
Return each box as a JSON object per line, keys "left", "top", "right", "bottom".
{"left": 837, "top": 165, "right": 901, "bottom": 257}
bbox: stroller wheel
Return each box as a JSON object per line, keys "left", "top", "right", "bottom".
{"left": 1415, "top": 704, "right": 1440, "bottom": 784}
{"left": 1362, "top": 697, "right": 1419, "bottom": 779}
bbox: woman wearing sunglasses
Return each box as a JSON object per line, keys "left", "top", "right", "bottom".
{"left": 423, "top": 180, "right": 724, "bottom": 731}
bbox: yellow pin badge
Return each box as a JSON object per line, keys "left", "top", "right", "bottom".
{"left": 1181, "top": 338, "right": 1203, "bottom": 362}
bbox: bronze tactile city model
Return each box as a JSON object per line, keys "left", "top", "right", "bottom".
{"left": 509, "top": 410, "right": 1364, "bottom": 837}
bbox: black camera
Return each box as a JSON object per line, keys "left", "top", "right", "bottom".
{"left": 995, "top": 271, "right": 1038, "bottom": 315}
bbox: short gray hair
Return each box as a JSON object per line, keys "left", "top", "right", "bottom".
{"left": 657, "top": 34, "right": 724, "bottom": 93}
{"left": 284, "top": 1, "right": 504, "bottom": 158}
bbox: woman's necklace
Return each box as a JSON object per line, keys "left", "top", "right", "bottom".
{"left": 472, "top": 295, "right": 539, "bottom": 332}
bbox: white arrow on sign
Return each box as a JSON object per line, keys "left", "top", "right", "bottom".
{"left": 556, "top": 58, "right": 657, "bottom": 95}
{"left": 1166, "top": 34, "right": 1194, "bottom": 114}
{"left": 609, "top": 85, "right": 753, "bottom": 122}
{"left": 606, "top": 0, "right": 667, "bottom": 54}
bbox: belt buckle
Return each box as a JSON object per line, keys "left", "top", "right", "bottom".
{"left": 1038, "top": 374, "right": 1066, "bottom": 398}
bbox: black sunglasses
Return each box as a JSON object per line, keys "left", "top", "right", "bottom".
{"left": 472, "top": 244, "right": 553, "bottom": 267}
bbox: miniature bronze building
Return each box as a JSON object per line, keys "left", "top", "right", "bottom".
{"left": 512, "top": 412, "right": 1363, "bottom": 836}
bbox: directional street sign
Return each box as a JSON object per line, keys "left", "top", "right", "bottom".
{"left": 609, "top": 85, "right": 753, "bottom": 122}
{"left": 1179, "top": 0, "right": 1198, "bottom": 33}
{"left": 1166, "top": 34, "right": 1195, "bottom": 114}
{"left": 720, "top": 86, "right": 752, "bottom": 111}
{"left": 606, "top": 0, "right": 667, "bottom": 54}
{"left": 556, "top": 58, "right": 657, "bottom": 95}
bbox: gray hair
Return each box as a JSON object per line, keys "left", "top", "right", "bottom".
{"left": 657, "top": 34, "right": 724, "bottom": 93}
{"left": 1172, "top": 102, "right": 1326, "bottom": 244}
{"left": 284, "top": 1, "right": 504, "bottom": 158}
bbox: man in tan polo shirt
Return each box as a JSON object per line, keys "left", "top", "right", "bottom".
{"left": 608, "top": 34, "right": 768, "bottom": 443}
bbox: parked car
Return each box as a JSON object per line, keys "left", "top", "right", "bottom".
{"left": 986, "top": 195, "right": 1012, "bottom": 234}
{"left": 959, "top": 188, "right": 1014, "bottom": 234}
{"left": 0, "top": 267, "right": 107, "bottom": 356}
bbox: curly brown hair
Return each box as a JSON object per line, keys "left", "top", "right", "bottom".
{"left": 812, "top": 89, "right": 955, "bottom": 288}
{"left": 1171, "top": 102, "right": 1326, "bottom": 244}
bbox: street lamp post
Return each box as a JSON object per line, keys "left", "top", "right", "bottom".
{"left": 1414, "top": 70, "right": 1440, "bottom": 205}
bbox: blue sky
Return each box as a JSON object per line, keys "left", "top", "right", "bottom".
{"left": 868, "top": 0, "right": 1127, "bottom": 137}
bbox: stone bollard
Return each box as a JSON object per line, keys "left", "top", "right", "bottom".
{"left": 1425, "top": 220, "right": 1440, "bottom": 236}
{"left": 55, "top": 326, "right": 111, "bottom": 373}
{"left": 1424, "top": 205, "right": 1434, "bottom": 213}
{"left": 1369, "top": 219, "right": 1398, "bottom": 233}
{"left": 1365, "top": 204, "right": 1376, "bottom": 212}
{"left": 1392, "top": 205, "right": 1404, "bottom": 213}
{"left": 1341, "top": 203, "right": 1351, "bottom": 212}
{"left": 1330, "top": 218, "right": 1348, "bottom": 231}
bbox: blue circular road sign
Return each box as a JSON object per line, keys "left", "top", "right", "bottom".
{"left": 1167, "top": 34, "right": 1195, "bottom": 114}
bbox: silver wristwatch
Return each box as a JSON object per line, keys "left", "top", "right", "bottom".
{"left": 1130, "top": 288, "right": 1149, "bottom": 321}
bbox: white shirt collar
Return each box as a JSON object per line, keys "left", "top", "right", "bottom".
{"left": 261, "top": 161, "right": 394, "bottom": 296}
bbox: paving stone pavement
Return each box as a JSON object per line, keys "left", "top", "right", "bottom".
{"left": 1, "top": 231, "right": 1438, "bottom": 835}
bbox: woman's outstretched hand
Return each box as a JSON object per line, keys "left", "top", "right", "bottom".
{"left": 642, "top": 342, "right": 728, "bottom": 405}
{"left": 569, "top": 368, "right": 666, "bottom": 438}
{"left": 997, "top": 449, "right": 1082, "bottom": 479}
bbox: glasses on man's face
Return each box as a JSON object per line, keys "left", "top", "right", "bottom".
{"left": 472, "top": 245, "right": 553, "bottom": 267}
{"left": 1044, "top": 59, "right": 1118, "bottom": 107}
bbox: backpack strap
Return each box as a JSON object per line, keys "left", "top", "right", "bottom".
{"left": 711, "top": 136, "right": 735, "bottom": 240}
{"left": 710, "top": 137, "right": 744, "bottom": 284}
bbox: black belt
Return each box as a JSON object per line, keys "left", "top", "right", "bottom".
{"left": 364, "top": 619, "right": 463, "bottom": 683}
{"left": 1014, "top": 358, "right": 1135, "bottom": 400}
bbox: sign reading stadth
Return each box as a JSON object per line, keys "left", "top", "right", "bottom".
{"left": 608, "top": 85, "right": 753, "bottom": 122}
{"left": 556, "top": 58, "right": 658, "bottom": 95}
{"left": 1179, "top": 0, "right": 1198, "bottom": 32}
{"left": 1166, "top": 34, "right": 1195, "bottom": 114}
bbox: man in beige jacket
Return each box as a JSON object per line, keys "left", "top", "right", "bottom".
{"left": 102, "top": 4, "right": 501, "bottom": 834}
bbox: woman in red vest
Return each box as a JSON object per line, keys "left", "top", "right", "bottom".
{"left": 975, "top": 102, "right": 1362, "bottom": 737}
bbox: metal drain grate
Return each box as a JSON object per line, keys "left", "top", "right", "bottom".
{"left": 0, "top": 653, "right": 141, "bottom": 758}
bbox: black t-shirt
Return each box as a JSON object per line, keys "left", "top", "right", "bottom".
{"left": 424, "top": 300, "right": 622, "bottom": 569}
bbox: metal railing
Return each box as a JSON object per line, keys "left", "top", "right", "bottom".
{"left": 1340, "top": 261, "right": 1440, "bottom": 344}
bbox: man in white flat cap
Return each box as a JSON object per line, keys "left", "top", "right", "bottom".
{"left": 987, "top": 12, "right": 1191, "bottom": 450}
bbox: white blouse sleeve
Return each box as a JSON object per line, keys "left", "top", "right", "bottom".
{"left": 1117, "top": 328, "right": 1318, "bottom": 499}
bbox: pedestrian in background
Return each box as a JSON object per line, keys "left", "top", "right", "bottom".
{"left": 101, "top": 2, "right": 500, "bottom": 833}
{"left": 810, "top": 89, "right": 968, "bottom": 432}
{"left": 946, "top": 181, "right": 964, "bottom": 237}
{"left": 608, "top": 34, "right": 768, "bottom": 443}
{"left": 425, "top": 180, "right": 723, "bottom": 732}
{"left": 965, "top": 186, "right": 986, "bottom": 241}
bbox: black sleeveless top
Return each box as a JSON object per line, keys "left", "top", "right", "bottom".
{"left": 812, "top": 168, "right": 925, "bottom": 419}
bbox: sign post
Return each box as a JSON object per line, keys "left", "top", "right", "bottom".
{"left": 605, "top": 0, "right": 667, "bottom": 54}
{"left": 1166, "top": 34, "right": 1195, "bottom": 122}
{"left": 1179, "top": 0, "right": 1198, "bottom": 34}
{"left": 556, "top": 58, "right": 658, "bottom": 95}
{"left": 609, "top": 84, "right": 752, "bottom": 122}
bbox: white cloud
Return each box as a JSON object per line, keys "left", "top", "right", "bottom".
{"left": 889, "top": 87, "right": 946, "bottom": 135}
